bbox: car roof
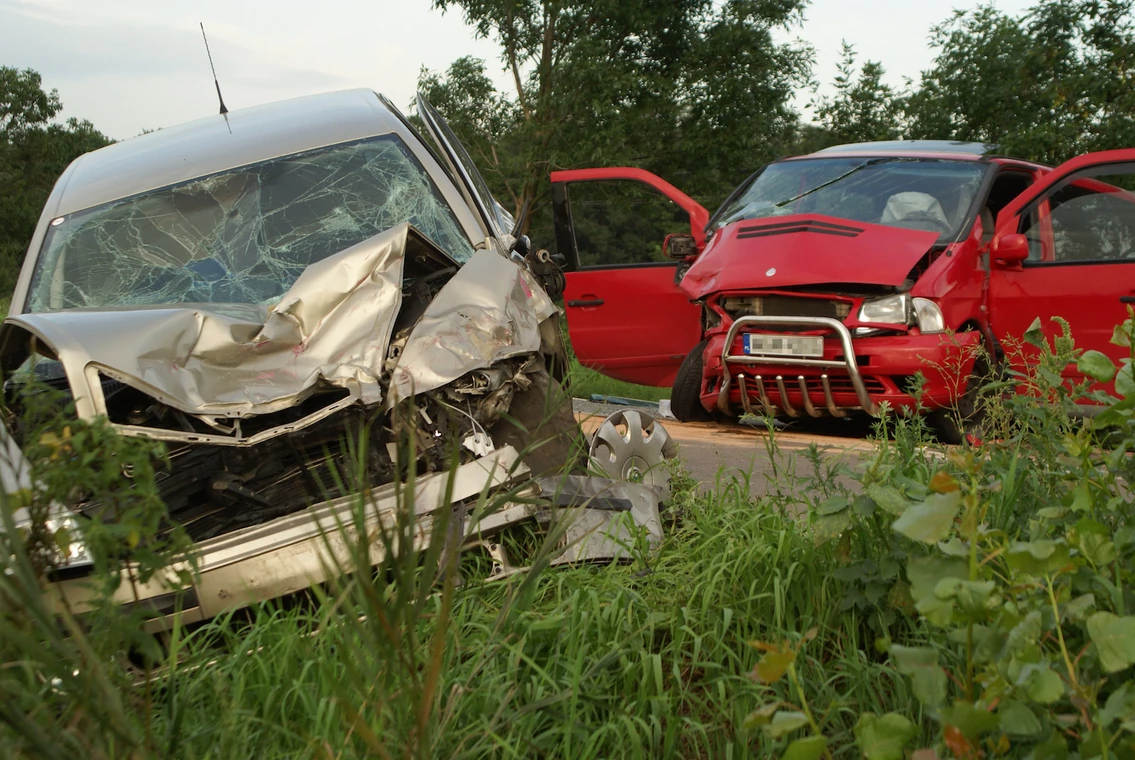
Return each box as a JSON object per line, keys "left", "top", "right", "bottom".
{"left": 805, "top": 140, "right": 999, "bottom": 160}
{"left": 49, "top": 89, "right": 408, "bottom": 217}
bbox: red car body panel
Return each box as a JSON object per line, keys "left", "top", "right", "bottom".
{"left": 985, "top": 146, "right": 1135, "bottom": 395}
{"left": 552, "top": 145, "right": 1135, "bottom": 415}
{"left": 563, "top": 265, "right": 701, "bottom": 386}
{"left": 989, "top": 260, "right": 1133, "bottom": 379}
{"left": 680, "top": 216, "right": 940, "bottom": 299}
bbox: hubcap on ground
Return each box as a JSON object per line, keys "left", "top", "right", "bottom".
{"left": 589, "top": 409, "right": 678, "bottom": 494}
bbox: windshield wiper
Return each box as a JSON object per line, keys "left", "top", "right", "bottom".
{"left": 774, "top": 157, "right": 896, "bottom": 208}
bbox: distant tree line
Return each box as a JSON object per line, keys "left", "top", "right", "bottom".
{"left": 2, "top": 0, "right": 1135, "bottom": 300}
{"left": 421, "top": 0, "right": 1135, "bottom": 244}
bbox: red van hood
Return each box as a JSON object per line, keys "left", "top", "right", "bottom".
{"left": 679, "top": 215, "right": 940, "bottom": 299}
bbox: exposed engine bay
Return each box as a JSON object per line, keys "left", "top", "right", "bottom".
{"left": 4, "top": 349, "right": 559, "bottom": 543}
{"left": 1, "top": 224, "right": 575, "bottom": 544}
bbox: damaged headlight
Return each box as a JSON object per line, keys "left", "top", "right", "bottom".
{"left": 7, "top": 510, "right": 94, "bottom": 572}
{"left": 912, "top": 298, "right": 946, "bottom": 334}
{"left": 857, "top": 294, "right": 946, "bottom": 334}
{"left": 858, "top": 294, "right": 910, "bottom": 325}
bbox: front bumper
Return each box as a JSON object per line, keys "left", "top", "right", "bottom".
{"left": 50, "top": 447, "right": 529, "bottom": 630}
{"left": 706, "top": 316, "right": 980, "bottom": 418}
{"left": 48, "top": 447, "right": 667, "bottom": 631}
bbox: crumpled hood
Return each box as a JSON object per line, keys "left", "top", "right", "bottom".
{"left": 5, "top": 223, "right": 416, "bottom": 419}
{"left": 390, "top": 249, "right": 557, "bottom": 403}
{"left": 680, "top": 214, "right": 940, "bottom": 299}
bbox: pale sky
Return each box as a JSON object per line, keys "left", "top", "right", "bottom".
{"left": 1, "top": 0, "right": 1035, "bottom": 141}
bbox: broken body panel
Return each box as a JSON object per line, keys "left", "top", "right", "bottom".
{"left": 49, "top": 449, "right": 665, "bottom": 631}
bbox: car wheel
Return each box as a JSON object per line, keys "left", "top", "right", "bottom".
{"left": 670, "top": 341, "right": 713, "bottom": 422}
{"left": 930, "top": 357, "right": 993, "bottom": 445}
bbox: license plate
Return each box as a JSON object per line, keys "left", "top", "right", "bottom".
{"left": 743, "top": 334, "right": 823, "bottom": 357}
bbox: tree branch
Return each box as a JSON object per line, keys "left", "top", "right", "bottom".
{"left": 504, "top": 12, "right": 533, "bottom": 121}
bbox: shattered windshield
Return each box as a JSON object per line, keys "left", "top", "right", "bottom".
{"left": 27, "top": 136, "right": 473, "bottom": 312}
{"left": 711, "top": 158, "right": 989, "bottom": 240}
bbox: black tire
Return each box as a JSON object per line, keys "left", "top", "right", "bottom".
{"left": 489, "top": 365, "right": 586, "bottom": 476}
{"left": 930, "top": 357, "right": 992, "bottom": 445}
{"left": 671, "top": 341, "right": 713, "bottom": 422}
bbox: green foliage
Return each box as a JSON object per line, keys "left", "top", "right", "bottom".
{"left": 417, "top": 56, "right": 522, "bottom": 210}
{"left": 562, "top": 178, "right": 692, "bottom": 267}
{"left": 810, "top": 42, "right": 905, "bottom": 147}
{"left": 0, "top": 67, "right": 60, "bottom": 139}
{"left": 2, "top": 428, "right": 870, "bottom": 757}
{"left": 855, "top": 712, "right": 919, "bottom": 760}
{"left": 421, "top": 0, "right": 812, "bottom": 242}
{"left": 1, "top": 376, "right": 192, "bottom": 757}
{"left": 905, "top": 0, "right": 1135, "bottom": 163}
{"left": 6, "top": 373, "right": 189, "bottom": 586}
{"left": 0, "top": 67, "right": 111, "bottom": 304}
{"left": 567, "top": 357, "right": 671, "bottom": 400}
{"left": 802, "top": 313, "right": 1135, "bottom": 758}
{"left": 798, "top": 1, "right": 1135, "bottom": 160}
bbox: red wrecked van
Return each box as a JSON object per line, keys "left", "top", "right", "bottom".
{"left": 552, "top": 141, "right": 1135, "bottom": 441}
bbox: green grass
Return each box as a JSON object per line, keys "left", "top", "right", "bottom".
{"left": 5, "top": 318, "right": 1135, "bottom": 759}
{"left": 0, "top": 445, "right": 924, "bottom": 759}
{"left": 567, "top": 357, "right": 670, "bottom": 402}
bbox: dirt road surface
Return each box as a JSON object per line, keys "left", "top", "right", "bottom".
{"left": 574, "top": 400, "right": 880, "bottom": 497}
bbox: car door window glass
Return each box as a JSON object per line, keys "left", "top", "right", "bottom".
{"left": 415, "top": 95, "right": 509, "bottom": 238}
{"left": 566, "top": 180, "right": 690, "bottom": 268}
{"left": 1020, "top": 165, "right": 1135, "bottom": 264}
{"left": 1022, "top": 204, "right": 1046, "bottom": 261}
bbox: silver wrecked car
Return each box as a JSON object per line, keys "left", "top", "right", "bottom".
{"left": 0, "top": 89, "right": 665, "bottom": 627}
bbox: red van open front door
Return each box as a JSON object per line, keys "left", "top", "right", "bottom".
{"left": 550, "top": 168, "right": 707, "bottom": 387}
{"left": 987, "top": 149, "right": 1135, "bottom": 392}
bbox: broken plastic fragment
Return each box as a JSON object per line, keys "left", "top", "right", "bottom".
{"left": 462, "top": 432, "right": 495, "bottom": 457}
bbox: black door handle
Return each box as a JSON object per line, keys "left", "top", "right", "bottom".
{"left": 1121, "top": 296, "right": 1135, "bottom": 303}
{"left": 567, "top": 299, "right": 604, "bottom": 307}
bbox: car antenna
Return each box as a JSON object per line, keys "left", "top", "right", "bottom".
{"left": 199, "top": 22, "right": 231, "bottom": 132}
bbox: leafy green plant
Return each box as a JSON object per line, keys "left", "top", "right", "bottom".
{"left": 1, "top": 374, "right": 194, "bottom": 758}
{"left": 799, "top": 315, "right": 1135, "bottom": 759}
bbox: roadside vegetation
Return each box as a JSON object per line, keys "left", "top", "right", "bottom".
{"left": 3, "top": 315, "right": 1134, "bottom": 759}
{"left": 566, "top": 357, "right": 670, "bottom": 403}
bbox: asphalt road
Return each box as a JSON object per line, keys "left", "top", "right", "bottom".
{"left": 574, "top": 399, "right": 879, "bottom": 498}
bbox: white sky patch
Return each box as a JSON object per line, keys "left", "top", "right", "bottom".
{"left": 2, "top": 0, "right": 1036, "bottom": 140}
{"left": 786, "top": 0, "right": 1034, "bottom": 119}
{"left": 0, "top": 0, "right": 510, "bottom": 138}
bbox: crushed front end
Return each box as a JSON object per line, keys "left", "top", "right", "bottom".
{"left": 700, "top": 289, "right": 981, "bottom": 419}
{"left": 0, "top": 226, "right": 590, "bottom": 625}
{"left": 680, "top": 214, "right": 984, "bottom": 420}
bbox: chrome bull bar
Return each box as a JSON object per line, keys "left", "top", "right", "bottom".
{"left": 716, "top": 316, "right": 879, "bottom": 417}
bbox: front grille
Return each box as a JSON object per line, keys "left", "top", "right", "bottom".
{"left": 155, "top": 408, "right": 391, "bottom": 542}
{"left": 722, "top": 295, "right": 852, "bottom": 321}
{"left": 736, "top": 220, "right": 865, "bottom": 239}
{"left": 745, "top": 374, "right": 885, "bottom": 396}
{"left": 736, "top": 372, "right": 887, "bottom": 411}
